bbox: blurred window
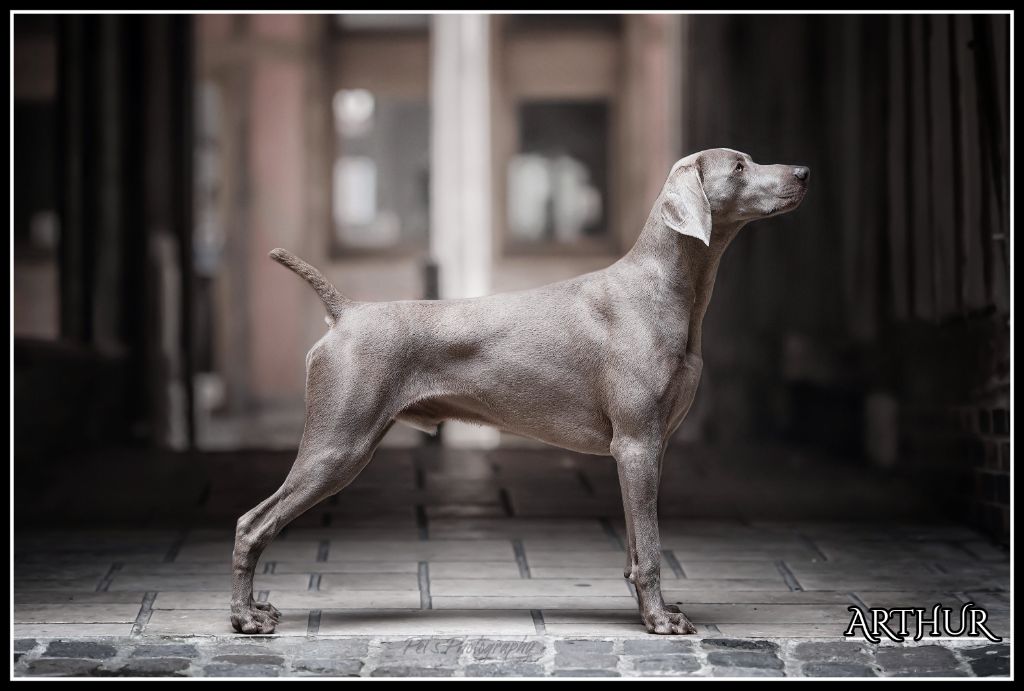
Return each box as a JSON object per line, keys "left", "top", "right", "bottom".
{"left": 332, "top": 90, "right": 429, "bottom": 250}
{"left": 503, "top": 15, "right": 623, "bottom": 32}
{"left": 334, "top": 14, "right": 430, "bottom": 32}
{"left": 329, "top": 17, "right": 430, "bottom": 254}
{"left": 508, "top": 101, "right": 608, "bottom": 247}
{"left": 496, "top": 15, "right": 622, "bottom": 254}
{"left": 14, "top": 17, "right": 59, "bottom": 340}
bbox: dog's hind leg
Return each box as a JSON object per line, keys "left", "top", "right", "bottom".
{"left": 230, "top": 422, "right": 392, "bottom": 634}
{"left": 230, "top": 354, "right": 396, "bottom": 634}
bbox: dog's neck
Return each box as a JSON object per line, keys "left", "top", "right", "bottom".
{"left": 621, "top": 214, "right": 746, "bottom": 355}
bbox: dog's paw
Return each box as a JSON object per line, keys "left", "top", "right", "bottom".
{"left": 230, "top": 603, "right": 279, "bottom": 634}
{"left": 252, "top": 600, "right": 282, "bottom": 621}
{"left": 642, "top": 607, "right": 698, "bottom": 635}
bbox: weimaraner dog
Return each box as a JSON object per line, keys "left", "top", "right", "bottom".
{"left": 231, "top": 147, "right": 810, "bottom": 635}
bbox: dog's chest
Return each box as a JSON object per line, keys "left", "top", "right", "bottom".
{"left": 607, "top": 316, "right": 694, "bottom": 395}
{"left": 624, "top": 311, "right": 703, "bottom": 421}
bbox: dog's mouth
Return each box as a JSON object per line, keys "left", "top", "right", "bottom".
{"left": 765, "top": 188, "right": 807, "bottom": 216}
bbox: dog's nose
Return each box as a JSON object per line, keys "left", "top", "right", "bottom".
{"left": 793, "top": 166, "right": 810, "bottom": 181}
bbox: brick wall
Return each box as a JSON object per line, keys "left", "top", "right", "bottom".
{"left": 960, "top": 396, "right": 1010, "bottom": 543}
{"left": 895, "top": 314, "right": 1009, "bottom": 545}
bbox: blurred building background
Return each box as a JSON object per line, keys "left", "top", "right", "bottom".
{"left": 13, "top": 13, "right": 1009, "bottom": 542}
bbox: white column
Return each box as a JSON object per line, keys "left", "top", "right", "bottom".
{"left": 430, "top": 14, "right": 499, "bottom": 448}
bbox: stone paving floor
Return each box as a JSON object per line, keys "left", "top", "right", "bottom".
{"left": 13, "top": 444, "right": 1012, "bottom": 677}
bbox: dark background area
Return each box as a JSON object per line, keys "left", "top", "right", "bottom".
{"left": 685, "top": 15, "right": 1010, "bottom": 540}
{"left": 13, "top": 14, "right": 1010, "bottom": 544}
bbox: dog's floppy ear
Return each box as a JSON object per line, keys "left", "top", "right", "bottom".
{"left": 661, "top": 164, "right": 712, "bottom": 246}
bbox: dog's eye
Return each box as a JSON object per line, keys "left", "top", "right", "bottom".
{"left": 734, "top": 162, "right": 744, "bottom": 173}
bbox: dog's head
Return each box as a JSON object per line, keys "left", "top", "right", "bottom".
{"left": 660, "top": 148, "right": 810, "bottom": 245}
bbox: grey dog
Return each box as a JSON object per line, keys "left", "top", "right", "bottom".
{"left": 230, "top": 147, "right": 810, "bottom": 636}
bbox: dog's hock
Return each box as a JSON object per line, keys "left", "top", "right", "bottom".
{"left": 661, "top": 165, "right": 712, "bottom": 246}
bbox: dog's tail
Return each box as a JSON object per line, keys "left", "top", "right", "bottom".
{"left": 269, "top": 248, "right": 350, "bottom": 323}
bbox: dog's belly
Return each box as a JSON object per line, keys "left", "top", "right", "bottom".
{"left": 379, "top": 284, "right": 618, "bottom": 454}
{"left": 397, "top": 392, "right": 614, "bottom": 455}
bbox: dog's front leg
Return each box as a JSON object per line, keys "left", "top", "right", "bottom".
{"left": 612, "top": 434, "right": 697, "bottom": 635}
{"left": 620, "top": 445, "right": 668, "bottom": 586}
{"left": 616, "top": 461, "right": 638, "bottom": 582}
